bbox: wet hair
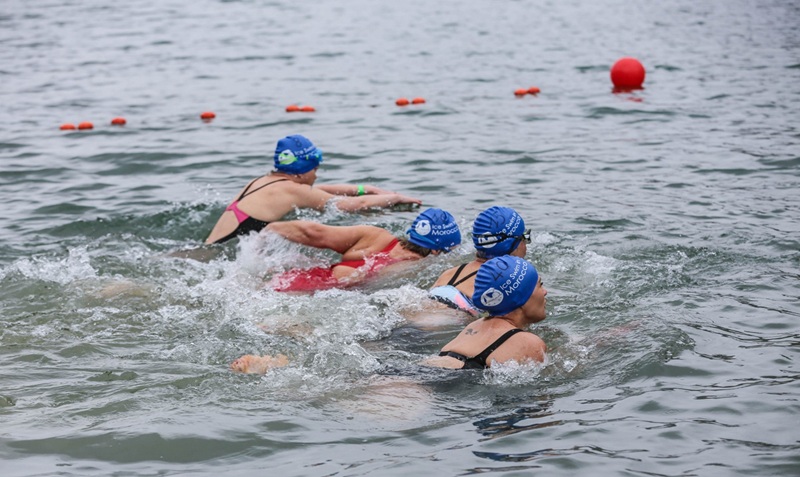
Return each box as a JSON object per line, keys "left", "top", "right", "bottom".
{"left": 398, "top": 237, "right": 433, "bottom": 257}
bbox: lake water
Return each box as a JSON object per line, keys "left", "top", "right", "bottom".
{"left": 1, "top": 0, "right": 799, "bottom": 476}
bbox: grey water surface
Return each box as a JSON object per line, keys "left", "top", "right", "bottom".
{"left": 1, "top": 0, "right": 799, "bottom": 476}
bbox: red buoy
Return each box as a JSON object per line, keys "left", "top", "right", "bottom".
{"left": 411, "top": 97, "right": 426, "bottom": 104}
{"left": 395, "top": 98, "right": 409, "bottom": 106}
{"left": 200, "top": 111, "right": 216, "bottom": 120}
{"left": 527, "top": 86, "right": 541, "bottom": 95}
{"left": 610, "top": 57, "right": 646, "bottom": 90}
{"left": 286, "top": 104, "right": 300, "bottom": 112}
{"left": 60, "top": 123, "right": 76, "bottom": 130}
{"left": 111, "top": 117, "right": 126, "bottom": 126}
{"left": 299, "top": 105, "right": 316, "bottom": 112}
{"left": 78, "top": 122, "right": 94, "bottom": 130}
{"left": 514, "top": 88, "right": 528, "bottom": 96}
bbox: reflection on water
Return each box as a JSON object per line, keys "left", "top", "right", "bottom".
{"left": 2, "top": 0, "right": 800, "bottom": 474}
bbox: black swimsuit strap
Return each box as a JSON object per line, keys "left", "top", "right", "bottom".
{"left": 451, "top": 269, "right": 478, "bottom": 287}
{"left": 447, "top": 263, "right": 478, "bottom": 287}
{"left": 446, "top": 263, "right": 468, "bottom": 286}
{"left": 238, "top": 178, "right": 288, "bottom": 201}
{"left": 438, "top": 328, "right": 526, "bottom": 370}
{"left": 470, "top": 328, "right": 525, "bottom": 368}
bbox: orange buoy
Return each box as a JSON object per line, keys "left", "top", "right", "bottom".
{"left": 60, "top": 123, "right": 76, "bottom": 130}
{"left": 111, "top": 117, "right": 126, "bottom": 126}
{"left": 78, "top": 122, "right": 94, "bottom": 130}
{"left": 610, "top": 57, "right": 646, "bottom": 90}
{"left": 395, "top": 98, "right": 410, "bottom": 106}
{"left": 411, "top": 97, "right": 426, "bottom": 104}
{"left": 200, "top": 111, "right": 216, "bottom": 120}
{"left": 299, "top": 105, "right": 316, "bottom": 112}
{"left": 527, "top": 86, "right": 541, "bottom": 95}
{"left": 514, "top": 88, "right": 528, "bottom": 96}
{"left": 286, "top": 104, "right": 300, "bottom": 112}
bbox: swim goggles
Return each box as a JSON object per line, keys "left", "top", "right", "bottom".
{"left": 472, "top": 229, "right": 531, "bottom": 246}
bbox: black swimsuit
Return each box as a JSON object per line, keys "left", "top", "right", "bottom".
{"left": 439, "top": 328, "right": 525, "bottom": 369}
{"left": 213, "top": 178, "right": 288, "bottom": 244}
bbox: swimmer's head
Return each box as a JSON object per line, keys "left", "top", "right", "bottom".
{"left": 472, "top": 256, "right": 538, "bottom": 315}
{"left": 406, "top": 208, "right": 461, "bottom": 252}
{"left": 274, "top": 135, "right": 323, "bottom": 174}
{"left": 472, "top": 206, "right": 528, "bottom": 258}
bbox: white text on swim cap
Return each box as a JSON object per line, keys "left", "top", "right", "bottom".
{"left": 501, "top": 213, "right": 522, "bottom": 236}
{"left": 499, "top": 260, "right": 528, "bottom": 297}
{"left": 428, "top": 222, "right": 459, "bottom": 235}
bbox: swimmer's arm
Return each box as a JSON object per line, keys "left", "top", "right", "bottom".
{"left": 289, "top": 185, "right": 422, "bottom": 211}
{"left": 517, "top": 333, "right": 547, "bottom": 364}
{"left": 489, "top": 332, "right": 547, "bottom": 366}
{"left": 266, "top": 221, "right": 382, "bottom": 254}
{"left": 316, "top": 184, "right": 397, "bottom": 196}
{"left": 332, "top": 193, "right": 422, "bottom": 211}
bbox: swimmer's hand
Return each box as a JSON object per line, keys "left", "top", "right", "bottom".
{"left": 391, "top": 193, "right": 423, "bottom": 207}
{"left": 230, "top": 354, "right": 289, "bottom": 374}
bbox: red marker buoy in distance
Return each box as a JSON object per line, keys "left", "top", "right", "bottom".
{"left": 60, "top": 123, "right": 76, "bottom": 130}
{"left": 610, "top": 57, "right": 646, "bottom": 91}
{"left": 78, "top": 122, "right": 94, "bottom": 130}
{"left": 395, "top": 98, "right": 410, "bottom": 106}
{"left": 411, "top": 97, "right": 426, "bottom": 104}
{"left": 286, "top": 104, "right": 300, "bottom": 112}
{"left": 527, "top": 86, "right": 541, "bottom": 95}
{"left": 514, "top": 88, "right": 528, "bottom": 97}
{"left": 200, "top": 111, "right": 216, "bottom": 121}
{"left": 111, "top": 117, "right": 126, "bottom": 126}
{"left": 299, "top": 105, "right": 315, "bottom": 112}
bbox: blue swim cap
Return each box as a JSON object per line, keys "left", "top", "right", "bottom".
{"left": 406, "top": 208, "right": 461, "bottom": 252}
{"left": 472, "top": 206, "right": 526, "bottom": 257}
{"left": 273, "top": 135, "right": 323, "bottom": 174}
{"left": 472, "top": 256, "right": 538, "bottom": 315}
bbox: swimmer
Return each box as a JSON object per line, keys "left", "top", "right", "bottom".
{"left": 429, "top": 206, "right": 530, "bottom": 316}
{"left": 233, "top": 255, "right": 548, "bottom": 374}
{"left": 205, "top": 134, "right": 422, "bottom": 244}
{"left": 267, "top": 207, "right": 462, "bottom": 292}
{"left": 229, "top": 208, "right": 462, "bottom": 374}
{"left": 424, "top": 256, "right": 548, "bottom": 369}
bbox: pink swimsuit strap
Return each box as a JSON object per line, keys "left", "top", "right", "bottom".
{"left": 224, "top": 178, "right": 290, "bottom": 225}
{"left": 225, "top": 201, "right": 250, "bottom": 224}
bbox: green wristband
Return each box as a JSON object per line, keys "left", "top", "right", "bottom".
{"left": 357, "top": 184, "right": 366, "bottom": 196}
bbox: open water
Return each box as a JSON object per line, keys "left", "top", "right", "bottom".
{"left": 1, "top": 0, "right": 799, "bottom": 476}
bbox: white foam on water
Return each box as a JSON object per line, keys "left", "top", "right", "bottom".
{"left": 10, "top": 246, "right": 98, "bottom": 285}
{"left": 484, "top": 358, "right": 547, "bottom": 386}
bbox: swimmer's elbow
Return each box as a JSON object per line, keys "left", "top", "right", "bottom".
{"left": 267, "top": 221, "right": 325, "bottom": 244}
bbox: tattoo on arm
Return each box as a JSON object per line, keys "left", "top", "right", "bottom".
{"left": 465, "top": 328, "right": 477, "bottom": 335}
